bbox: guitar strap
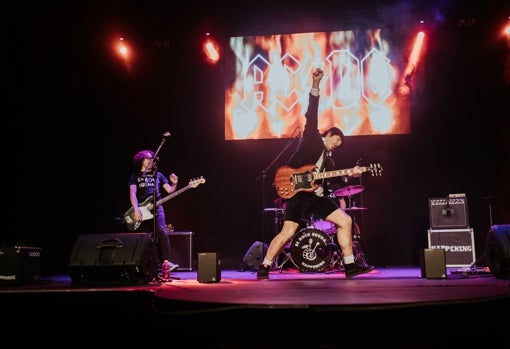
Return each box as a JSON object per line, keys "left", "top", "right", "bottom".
{"left": 314, "top": 150, "right": 328, "bottom": 197}
{"left": 316, "top": 149, "right": 328, "bottom": 172}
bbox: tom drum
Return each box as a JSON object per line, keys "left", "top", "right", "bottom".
{"left": 312, "top": 219, "right": 336, "bottom": 235}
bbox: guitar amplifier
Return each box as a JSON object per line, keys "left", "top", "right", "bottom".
{"left": 0, "top": 246, "right": 42, "bottom": 285}
{"left": 428, "top": 194, "right": 468, "bottom": 229}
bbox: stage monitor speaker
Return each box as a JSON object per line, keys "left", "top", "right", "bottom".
{"left": 428, "top": 195, "right": 468, "bottom": 229}
{"left": 68, "top": 233, "right": 158, "bottom": 285}
{"left": 487, "top": 224, "right": 510, "bottom": 279}
{"left": 197, "top": 252, "right": 221, "bottom": 283}
{"left": 242, "top": 241, "right": 268, "bottom": 269}
{"left": 420, "top": 248, "right": 446, "bottom": 279}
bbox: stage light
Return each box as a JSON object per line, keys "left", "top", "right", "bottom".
{"left": 202, "top": 33, "right": 220, "bottom": 64}
{"left": 113, "top": 36, "right": 134, "bottom": 72}
{"left": 398, "top": 31, "right": 426, "bottom": 96}
{"left": 116, "top": 37, "right": 130, "bottom": 59}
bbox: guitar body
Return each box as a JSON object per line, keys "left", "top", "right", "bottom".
{"left": 123, "top": 176, "right": 206, "bottom": 231}
{"left": 123, "top": 197, "right": 155, "bottom": 231}
{"left": 274, "top": 164, "right": 319, "bottom": 199}
{"left": 274, "top": 163, "right": 382, "bottom": 199}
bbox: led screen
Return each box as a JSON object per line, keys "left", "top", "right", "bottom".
{"left": 225, "top": 29, "right": 412, "bottom": 140}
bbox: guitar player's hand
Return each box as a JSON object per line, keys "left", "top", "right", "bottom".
{"left": 169, "top": 173, "right": 178, "bottom": 185}
{"left": 352, "top": 165, "right": 362, "bottom": 178}
{"left": 134, "top": 207, "right": 143, "bottom": 221}
{"left": 167, "top": 173, "right": 179, "bottom": 193}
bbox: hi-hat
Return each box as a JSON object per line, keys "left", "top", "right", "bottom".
{"left": 344, "top": 206, "right": 367, "bottom": 211}
{"left": 334, "top": 185, "right": 365, "bottom": 197}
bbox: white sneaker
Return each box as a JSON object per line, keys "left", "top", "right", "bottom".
{"left": 169, "top": 263, "right": 179, "bottom": 272}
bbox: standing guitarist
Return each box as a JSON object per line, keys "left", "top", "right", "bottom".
{"left": 128, "top": 149, "right": 179, "bottom": 273}
{"left": 257, "top": 68, "right": 374, "bottom": 279}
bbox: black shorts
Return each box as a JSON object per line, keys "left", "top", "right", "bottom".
{"left": 284, "top": 191, "right": 339, "bottom": 224}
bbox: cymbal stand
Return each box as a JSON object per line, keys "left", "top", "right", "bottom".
{"left": 325, "top": 243, "right": 343, "bottom": 272}
{"left": 256, "top": 128, "right": 300, "bottom": 242}
{"left": 344, "top": 194, "right": 355, "bottom": 232}
{"left": 273, "top": 209, "right": 285, "bottom": 236}
{"left": 353, "top": 238, "right": 368, "bottom": 266}
{"left": 262, "top": 208, "right": 284, "bottom": 246}
{"left": 345, "top": 195, "right": 369, "bottom": 267}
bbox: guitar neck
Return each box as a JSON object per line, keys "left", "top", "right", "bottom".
{"left": 155, "top": 185, "right": 191, "bottom": 207}
{"left": 313, "top": 167, "right": 367, "bottom": 180}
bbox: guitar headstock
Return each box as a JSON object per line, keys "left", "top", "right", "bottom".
{"left": 367, "top": 163, "right": 383, "bottom": 176}
{"left": 189, "top": 176, "right": 206, "bottom": 188}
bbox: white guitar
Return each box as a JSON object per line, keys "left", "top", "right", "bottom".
{"left": 123, "top": 176, "right": 206, "bottom": 231}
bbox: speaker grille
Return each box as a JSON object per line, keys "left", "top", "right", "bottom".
{"left": 68, "top": 233, "right": 158, "bottom": 285}
{"left": 242, "top": 241, "right": 268, "bottom": 269}
{"left": 428, "top": 197, "right": 468, "bottom": 229}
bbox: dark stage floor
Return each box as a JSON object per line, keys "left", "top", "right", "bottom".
{"left": 1, "top": 265, "right": 509, "bottom": 347}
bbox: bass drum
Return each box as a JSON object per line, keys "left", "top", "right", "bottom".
{"left": 290, "top": 228, "right": 335, "bottom": 272}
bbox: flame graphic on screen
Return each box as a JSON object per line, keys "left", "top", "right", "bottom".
{"left": 225, "top": 29, "right": 411, "bottom": 140}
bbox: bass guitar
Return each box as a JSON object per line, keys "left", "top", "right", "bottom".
{"left": 274, "top": 164, "right": 382, "bottom": 199}
{"left": 123, "top": 176, "right": 206, "bottom": 231}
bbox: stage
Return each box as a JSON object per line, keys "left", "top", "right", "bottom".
{"left": 1, "top": 266, "right": 508, "bottom": 347}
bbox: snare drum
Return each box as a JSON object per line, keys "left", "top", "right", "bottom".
{"left": 312, "top": 219, "right": 336, "bottom": 235}
{"left": 290, "top": 228, "right": 335, "bottom": 272}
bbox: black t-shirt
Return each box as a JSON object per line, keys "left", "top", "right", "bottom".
{"left": 128, "top": 171, "right": 169, "bottom": 202}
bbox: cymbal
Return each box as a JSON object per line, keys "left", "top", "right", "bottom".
{"left": 334, "top": 185, "right": 365, "bottom": 197}
{"left": 263, "top": 207, "right": 285, "bottom": 212}
{"left": 344, "top": 206, "right": 367, "bottom": 211}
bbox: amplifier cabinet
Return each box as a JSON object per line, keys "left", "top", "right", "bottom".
{"left": 428, "top": 197, "right": 468, "bottom": 229}
{"left": 428, "top": 228, "right": 475, "bottom": 267}
{"left": 0, "top": 246, "right": 42, "bottom": 285}
{"left": 168, "top": 231, "right": 194, "bottom": 271}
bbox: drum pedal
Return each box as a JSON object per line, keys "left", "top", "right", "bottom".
{"left": 275, "top": 252, "right": 293, "bottom": 273}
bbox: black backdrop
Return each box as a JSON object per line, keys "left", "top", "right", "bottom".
{"left": 8, "top": 0, "right": 509, "bottom": 274}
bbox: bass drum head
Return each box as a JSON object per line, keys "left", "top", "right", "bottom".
{"left": 290, "top": 228, "right": 334, "bottom": 272}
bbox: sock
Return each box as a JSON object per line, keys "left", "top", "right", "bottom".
{"left": 262, "top": 258, "right": 273, "bottom": 266}
{"left": 343, "top": 255, "right": 354, "bottom": 264}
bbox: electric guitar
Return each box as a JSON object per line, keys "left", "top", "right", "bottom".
{"left": 123, "top": 176, "right": 206, "bottom": 231}
{"left": 274, "top": 164, "right": 382, "bottom": 199}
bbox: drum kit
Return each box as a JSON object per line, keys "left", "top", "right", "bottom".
{"left": 264, "top": 184, "right": 369, "bottom": 273}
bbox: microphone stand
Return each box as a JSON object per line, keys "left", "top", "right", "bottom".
{"left": 143, "top": 136, "right": 168, "bottom": 242}
{"left": 143, "top": 134, "right": 171, "bottom": 281}
{"left": 256, "top": 128, "right": 301, "bottom": 241}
